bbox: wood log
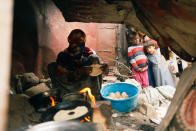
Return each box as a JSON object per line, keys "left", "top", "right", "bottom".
{"left": 92, "top": 101, "right": 112, "bottom": 131}
{"left": 156, "top": 62, "right": 196, "bottom": 131}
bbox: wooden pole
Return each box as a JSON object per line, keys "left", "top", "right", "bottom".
{"left": 0, "top": 0, "right": 13, "bottom": 131}
{"left": 156, "top": 62, "right": 196, "bottom": 131}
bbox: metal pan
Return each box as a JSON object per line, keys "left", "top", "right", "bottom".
{"left": 41, "top": 100, "right": 92, "bottom": 122}
{"left": 14, "top": 120, "right": 97, "bottom": 131}
{"left": 28, "top": 88, "right": 62, "bottom": 112}
{"left": 62, "top": 93, "right": 85, "bottom": 101}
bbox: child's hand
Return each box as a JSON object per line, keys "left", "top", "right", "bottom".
{"left": 136, "top": 68, "right": 142, "bottom": 72}
{"left": 169, "top": 66, "right": 175, "bottom": 71}
{"left": 142, "top": 66, "right": 148, "bottom": 71}
{"left": 136, "top": 66, "right": 148, "bottom": 72}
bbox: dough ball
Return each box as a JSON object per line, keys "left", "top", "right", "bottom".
{"left": 108, "top": 92, "right": 116, "bottom": 99}
{"left": 121, "top": 92, "right": 129, "bottom": 99}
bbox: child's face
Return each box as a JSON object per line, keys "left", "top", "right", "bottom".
{"left": 146, "top": 46, "right": 156, "bottom": 54}
{"left": 131, "top": 35, "right": 140, "bottom": 44}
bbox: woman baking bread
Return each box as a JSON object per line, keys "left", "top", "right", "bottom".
{"left": 48, "top": 29, "right": 108, "bottom": 99}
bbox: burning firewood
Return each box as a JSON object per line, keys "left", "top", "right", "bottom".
{"left": 93, "top": 102, "right": 113, "bottom": 130}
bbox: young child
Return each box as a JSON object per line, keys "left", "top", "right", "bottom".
{"left": 137, "top": 31, "right": 156, "bottom": 87}
{"left": 127, "top": 32, "right": 149, "bottom": 88}
{"left": 147, "top": 39, "right": 159, "bottom": 87}
{"left": 144, "top": 40, "right": 175, "bottom": 87}
{"left": 167, "top": 50, "right": 179, "bottom": 86}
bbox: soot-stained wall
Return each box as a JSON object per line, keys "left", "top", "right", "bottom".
{"left": 12, "top": 0, "right": 122, "bottom": 79}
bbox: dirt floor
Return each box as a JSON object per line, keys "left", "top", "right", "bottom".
{"left": 109, "top": 109, "right": 157, "bottom": 131}
{"left": 101, "top": 76, "right": 159, "bottom": 131}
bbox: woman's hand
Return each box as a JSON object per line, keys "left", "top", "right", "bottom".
{"left": 79, "top": 66, "right": 92, "bottom": 75}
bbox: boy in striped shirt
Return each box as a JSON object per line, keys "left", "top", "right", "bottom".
{"left": 127, "top": 32, "right": 149, "bottom": 88}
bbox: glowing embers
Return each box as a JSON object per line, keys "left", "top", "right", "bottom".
{"left": 80, "top": 116, "right": 91, "bottom": 122}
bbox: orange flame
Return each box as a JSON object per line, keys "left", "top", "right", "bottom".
{"left": 80, "top": 116, "right": 90, "bottom": 122}
{"left": 49, "top": 96, "right": 55, "bottom": 107}
{"left": 79, "top": 87, "right": 96, "bottom": 107}
{"left": 84, "top": 116, "right": 90, "bottom": 122}
{"left": 80, "top": 119, "right": 85, "bottom": 122}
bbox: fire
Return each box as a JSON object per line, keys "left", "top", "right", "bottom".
{"left": 79, "top": 87, "right": 96, "bottom": 107}
{"left": 80, "top": 116, "right": 91, "bottom": 122}
{"left": 84, "top": 116, "right": 90, "bottom": 122}
{"left": 49, "top": 96, "right": 55, "bottom": 107}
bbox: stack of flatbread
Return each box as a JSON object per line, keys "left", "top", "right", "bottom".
{"left": 53, "top": 106, "right": 88, "bottom": 121}
{"left": 89, "top": 64, "right": 102, "bottom": 76}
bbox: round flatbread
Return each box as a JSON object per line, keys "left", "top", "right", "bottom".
{"left": 89, "top": 64, "right": 102, "bottom": 76}
{"left": 53, "top": 106, "right": 88, "bottom": 121}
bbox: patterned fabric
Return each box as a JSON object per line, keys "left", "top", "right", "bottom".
{"left": 128, "top": 45, "right": 148, "bottom": 70}
{"left": 83, "top": 47, "right": 95, "bottom": 57}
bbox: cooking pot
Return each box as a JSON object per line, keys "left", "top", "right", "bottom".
{"left": 14, "top": 120, "right": 97, "bottom": 131}
{"left": 29, "top": 88, "right": 62, "bottom": 112}
{"left": 41, "top": 100, "right": 92, "bottom": 122}
{"left": 62, "top": 93, "right": 85, "bottom": 102}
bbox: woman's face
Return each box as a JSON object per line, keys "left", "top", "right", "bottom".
{"left": 146, "top": 46, "right": 156, "bottom": 54}
{"left": 69, "top": 43, "right": 81, "bottom": 56}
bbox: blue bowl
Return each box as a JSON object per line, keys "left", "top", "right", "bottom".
{"left": 100, "top": 83, "right": 139, "bottom": 112}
